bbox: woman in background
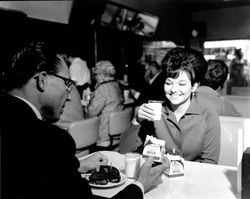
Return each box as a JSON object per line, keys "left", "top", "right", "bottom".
{"left": 86, "top": 60, "right": 124, "bottom": 147}
{"left": 120, "top": 47, "right": 221, "bottom": 164}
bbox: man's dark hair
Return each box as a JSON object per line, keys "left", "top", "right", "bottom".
{"left": 201, "top": 59, "right": 229, "bottom": 90}
{"left": 4, "top": 41, "right": 61, "bottom": 91}
{"left": 147, "top": 60, "right": 161, "bottom": 70}
{"left": 162, "top": 47, "right": 207, "bottom": 85}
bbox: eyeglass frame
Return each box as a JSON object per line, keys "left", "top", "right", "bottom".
{"left": 48, "top": 73, "right": 76, "bottom": 93}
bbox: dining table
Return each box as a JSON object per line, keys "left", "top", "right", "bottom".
{"left": 79, "top": 151, "right": 241, "bottom": 199}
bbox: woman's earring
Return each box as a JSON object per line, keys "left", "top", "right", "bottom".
{"left": 191, "top": 92, "right": 195, "bottom": 98}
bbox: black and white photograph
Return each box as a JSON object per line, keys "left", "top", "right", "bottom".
{"left": 1, "top": 1, "right": 250, "bottom": 199}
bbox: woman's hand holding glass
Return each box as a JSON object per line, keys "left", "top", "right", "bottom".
{"left": 136, "top": 103, "right": 156, "bottom": 123}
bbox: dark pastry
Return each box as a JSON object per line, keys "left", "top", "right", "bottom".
{"left": 88, "top": 165, "right": 121, "bottom": 185}
{"left": 106, "top": 165, "right": 121, "bottom": 183}
{"left": 88, "top": 166, "right": 109, "bottom": 185}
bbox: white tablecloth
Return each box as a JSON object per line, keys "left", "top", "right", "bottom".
{"left": 79, "top": 151, "right": 240, "bottom": 199}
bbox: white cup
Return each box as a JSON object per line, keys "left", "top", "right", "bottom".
{"left": 125, "top": 153, "right": 141, "bottom": 178}
{"left": 124, "top": 90, "right": 129, "bottom": 101}
{"left": 148, "top": 100, "right": 162, "bottom": 120}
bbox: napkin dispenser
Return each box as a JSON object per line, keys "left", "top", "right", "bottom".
{"left": 242, "top": 147, "right": 250, "bottom": 199}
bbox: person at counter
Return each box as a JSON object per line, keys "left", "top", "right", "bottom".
{"left": 120, "top": 47, "right": 221, "bottom": 164}
{"left": 0, "top": 41, "right": 168, "bottom": 199}
{"left": 227, "top": 48, "right": 248, "bottom": 95}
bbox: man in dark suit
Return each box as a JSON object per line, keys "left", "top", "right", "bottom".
{"left": 130, "top": 60, "right": 167, "bottom": 106}
{"left": 0, "top": 41, "right": 167, "bottom": 199}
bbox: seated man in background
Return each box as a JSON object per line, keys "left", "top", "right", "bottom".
{"left": 130, "top": 59, "right": 166, "bottom": 106}
{"left": 196, "top": 59, "right": 241, "bottom": 116}
{"left": 0, "top": 41, "right": 167, "bottom": 199}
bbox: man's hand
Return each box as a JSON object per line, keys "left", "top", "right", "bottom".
{"left": 78, "top": 152, "right": 108, "bottom": 173}
{"left": 136, "top": 156, "right": 168, "bottom": 193}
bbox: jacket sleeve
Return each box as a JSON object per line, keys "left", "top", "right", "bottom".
{"left": 87, "top": 86, "right": 106, "bottom": 117}
{"left": 201, "top": 109, "right": 221, "bottom": 164}
{"left": 111, "top": 184, "right": 143, "bottom": 199}
{"left": 94, "top": 184, "right": 143, "bottom": 199}
{"left": 119, "top": 122, "right": 142, "bottom": 154}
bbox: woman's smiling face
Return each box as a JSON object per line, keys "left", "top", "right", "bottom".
{"left": 164, "top": 70, "right": 198, "bottom": 106}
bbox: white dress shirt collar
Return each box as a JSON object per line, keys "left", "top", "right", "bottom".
{"left": 13, "top": 95, "right": 42, "bottom": 120}
{"left": 149, "top": 71, "right": 161, "bottom": 85}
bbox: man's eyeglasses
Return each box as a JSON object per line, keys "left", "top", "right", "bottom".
{"left": 49, "top": 74, "right": 76, "bottom": 93}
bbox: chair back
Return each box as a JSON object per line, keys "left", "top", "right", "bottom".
{"left": 68, "top": 117, "right": 100, "bottom": 157}
{"left": 109, "top": 110, "right": 132, "bottom": 136}
{"left": 218, "top": 116, "right": 250, "bottom": 167}
{"left": 219, "top": 127, "right": 244, "bottom": 167}
{"left": 101, "top": 109, "right": 132, "bottom": 151}
{"left": 219, "top": 116, "right": 250, "bottom": 151}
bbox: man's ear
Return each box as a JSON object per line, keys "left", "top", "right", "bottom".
{"left": 191, "top": 82, "right": 199, "bottom": 93}
{"left": 36, "top": 72, "right": 48, "bottom": 92}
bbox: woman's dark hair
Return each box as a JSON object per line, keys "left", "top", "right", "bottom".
{"left": 4, "top": 41, "right": 61, "bottom": 91}
{"left": 162, "top": 47, "right": 207, "bottom": 85}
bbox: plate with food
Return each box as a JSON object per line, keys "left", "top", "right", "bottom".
{"left": 81, "top": 165, "right": 126, "bottom": 188}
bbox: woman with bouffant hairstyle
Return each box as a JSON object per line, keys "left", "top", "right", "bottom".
{"left": 120, "top": 47, "right": 221, "bottom": 164}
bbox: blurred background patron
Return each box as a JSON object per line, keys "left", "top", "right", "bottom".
{"left": 196, "top": 59, "right": 241, "bottom": 116}
{"left": 85, "top": 60, "right": 124, "bottom": 147}
{"left": 130, "top": 59, "right": 167, "bottom": 106}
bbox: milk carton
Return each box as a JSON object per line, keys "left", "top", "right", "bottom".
{"left": 142, "top": 135, "right": 165, "bottom": 163}
{"left": 164, "top": 148, "right": 184, "bottom": 177}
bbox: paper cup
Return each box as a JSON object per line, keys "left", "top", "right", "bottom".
{"left": 148, "top": 100, "right": 162, "bottom": 120}
{"left": 125, "top": 153, "right": 141, "bottom": 178}
{"left": 124, "top": 90, "right": 129, "bottom": 101}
